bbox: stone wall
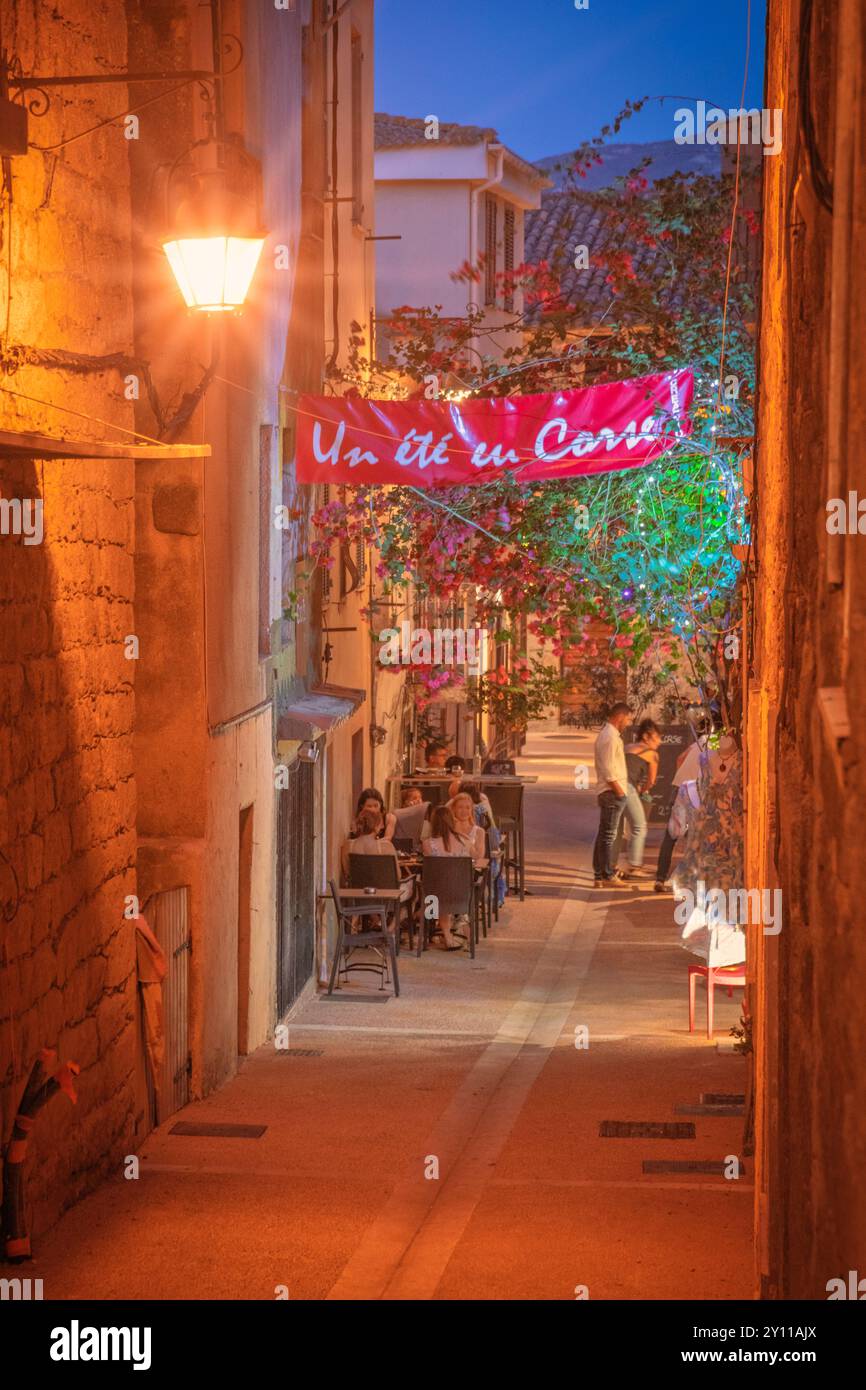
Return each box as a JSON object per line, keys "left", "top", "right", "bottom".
{"left": 0, "top": 2, "right": 139, "bottom": 1233}
{"left": 749, "top": 0, "right": 866, "bottom": 1296}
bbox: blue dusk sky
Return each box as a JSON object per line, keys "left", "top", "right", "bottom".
{"left": 374, "top": 0, "right": 766, "bottom": 162}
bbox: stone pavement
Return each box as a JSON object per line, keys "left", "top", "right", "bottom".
{"left": 30, "top": 725, "right": 753, "bottom": 1300}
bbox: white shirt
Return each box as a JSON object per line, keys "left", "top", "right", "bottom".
{"left": 594, "top": 722, "right": 627, "bottom": 792}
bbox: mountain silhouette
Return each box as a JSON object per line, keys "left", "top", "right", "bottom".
{"left": 535, "top": 140, "right": 722, "bottom": 189}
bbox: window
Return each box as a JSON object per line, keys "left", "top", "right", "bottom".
{"left": 504, "top": 207, "right": 515, "bottom": 312}
{"left": 338, "top": 484, "right": 362, "bottom": 598}
{"left": 259, "top": 425, "right": 275, "bottom": 657}
{"left": 484, "top": 194, "right": 497, "bottom": 306}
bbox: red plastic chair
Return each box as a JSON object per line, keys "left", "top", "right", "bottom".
{"left": 688, "top": 962, "right": 746, "bottom": 1038}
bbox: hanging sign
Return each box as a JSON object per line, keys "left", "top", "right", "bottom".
{"left": 296, "top": 369, "right": 693, "bottom": 488}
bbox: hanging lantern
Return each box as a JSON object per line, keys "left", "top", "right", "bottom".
{"left": 163, "top": 168, "right": 266, "bottom": 313}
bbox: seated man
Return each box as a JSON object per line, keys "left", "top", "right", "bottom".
{"left": 417, "top": 741, "right": 450, "bottom": 772}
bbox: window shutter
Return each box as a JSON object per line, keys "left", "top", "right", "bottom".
{"left": 484, "top": 195, "right": 497, "bottom": 306}
{"left": 504, "top": 207, "right": 515, "bottom": 312}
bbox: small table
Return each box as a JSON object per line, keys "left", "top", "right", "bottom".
{"left": 336, "top": 887, "right": 402, "bottom": 903}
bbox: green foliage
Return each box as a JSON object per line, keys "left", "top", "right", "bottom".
{"left": 312, "top": 101, "right": 754, "bottom": 728}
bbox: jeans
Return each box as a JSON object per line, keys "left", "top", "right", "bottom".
{"left": 613, "top": 782, "right": 648, "bottom": 868}
{"left": 656, "top": 794, "right": 679, "bottom": 882}
{"left": 592, "top": 790, "right": 627, "bottom": 879}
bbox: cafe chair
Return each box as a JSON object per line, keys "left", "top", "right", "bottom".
{"left": 349, "top": 852, "right": 418, "bottom": 953}
{"left": 687, "top": 961, "right": 746, "bottom": 1039}
{"left": 486, "top": 783, "right": 525, "bottom": 901}
{"left": 327, "top": 879, "right": 399, "bottom": 997}
{"left": 392, "top": 800, "right": 430, "bottom": 849}
{"left": 419, "top": 857, "right": 476, "bottom": 959}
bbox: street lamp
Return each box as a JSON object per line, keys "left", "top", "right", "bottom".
{"left": 162, "top": 168, "right": 266, "bottom": 313}
{"left": 1, "top": 0, "right": 268, "bottom": 313}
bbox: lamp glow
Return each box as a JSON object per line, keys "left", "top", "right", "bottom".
{"left": 163, "top": 234, "right": 265, "bottom": 312}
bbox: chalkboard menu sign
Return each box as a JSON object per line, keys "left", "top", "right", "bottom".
{"left": 629, "top": 722, "right": 694, "bottom": 823}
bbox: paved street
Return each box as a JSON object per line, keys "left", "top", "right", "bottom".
{"left": 31, "top": 726, "right": 751, "bottom": 1301}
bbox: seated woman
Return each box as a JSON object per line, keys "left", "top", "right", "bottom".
{"left": 459, "top": 782, "right": 506, "bottom": 907}
{"left": 401, "top": 787, "right": 424, "bottom": 809}
{"left": 448, "top": 790, "right": 488, "bottom": 862}
{"left": 341, "top": 808, "right": 414, "bottom": 903}
{"left": 447, "top": 779, "right": 495, "bottom": 827}
{"left": 421, "top": 804, "right": 477, "bottom": 950}
{"left": 351, "top": 787, "right": 396, "bottom": 842}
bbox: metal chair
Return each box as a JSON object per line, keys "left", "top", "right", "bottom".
{"left": 348, "top": 852, "right": 418, "bottom": 953}
{"left": 327, "top": 879, "right": 399, "bottom": 996}
{"left": 418, "top": 856, "right": 476, "bottom": 958}
{"left": 486, "top": 783, "right": 525, "bottom": 900}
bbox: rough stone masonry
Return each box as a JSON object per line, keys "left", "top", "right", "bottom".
{"left": 0, "top": 0, "right": 139, "bottom": 1238}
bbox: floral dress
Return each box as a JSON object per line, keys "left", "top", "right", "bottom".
{"left": 674, "top": 745, "right": 746, "bottom": 965}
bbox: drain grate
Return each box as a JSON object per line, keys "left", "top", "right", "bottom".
{"left": 169, "top": 1122, "right": 267, "bottom": 1139}
{"left": 643, "top": 1159, "right": 747, "bottom": 1175}
{"left": 701, "top": 1092, "right": 746, "bottom": 1105}
{"left": 283, "top": 1048, "right": 324, "bottom": 1057}
{"left": 320, "top": 994, "right": 391, "bottom": 1003}
{"left": 600, "top": 1120, "right": 695, "bottom": 1140}
{"left": 674, "top": 1103, "right": 745, "bottom": 1117}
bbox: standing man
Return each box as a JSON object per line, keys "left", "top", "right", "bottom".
{"left": 592, "top": 702, "right": 632, "bottom": 887}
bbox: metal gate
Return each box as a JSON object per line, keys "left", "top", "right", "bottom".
{"left": 276, "top": 760, "right": 316, "bottom": 1016}
{"left": 150, "top": 886, "right": 191, "bottom": 1123}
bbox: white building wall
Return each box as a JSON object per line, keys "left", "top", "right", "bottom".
{"left": 376, "top": 181, "right": 472, "bottom": 319}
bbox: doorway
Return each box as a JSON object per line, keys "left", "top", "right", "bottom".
{"left": 276, "top": 759, "right": 316, "bottom": 1016}
{"left": 237, "top": 804, "right": 254, "bottom": 1056}
{"left": 149, "top": 886, "right": 191, "bottom": 1124}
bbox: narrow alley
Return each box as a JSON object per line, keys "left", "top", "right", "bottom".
{"left": 3, "top": 0, "right": 865, "bottom": 1360}
{"left": 30, "top": 727, "right": 750, "bottom": 1302}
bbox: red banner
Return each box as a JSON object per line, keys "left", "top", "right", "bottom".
{"left": 297, "top": 369, "right": 693, "bottom": 488}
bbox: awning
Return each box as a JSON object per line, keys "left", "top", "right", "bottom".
{"left": 276, "top": 681, "right": 366, "bottom": 745}
{"left": 0, "top": 427, "right": 210, "bottom": 459}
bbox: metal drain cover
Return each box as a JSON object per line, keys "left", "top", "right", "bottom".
{"left": 600, "top": 1120, "right": 695, "bottom": 1140}
{"left": 169, "top": 1122, "right": 267, "bottom": 1139}
{"left": 643, "top": 1159, "right": 747, "bottom": 1175}
{"left": 283, "top": 1049, "right": 324, "bottom": 1057}
{"left": 320, "top": 994, "right": 391, "bottom": 1003}
{"left": 702, "top": 1092, "right": 746, "bottom": 1105}
{"left": 675, "top": 1103, "right": 745, "bottom": 1117}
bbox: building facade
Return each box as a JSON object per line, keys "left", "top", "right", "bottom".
{"left": 0, "top": 0, "right": 385, "bottom": 1242}
{"left": 748, "top": 0, "right": 866, "bottom": 1297}
{"left": 374, "top": 114, "right": 549, "bottom": 365}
